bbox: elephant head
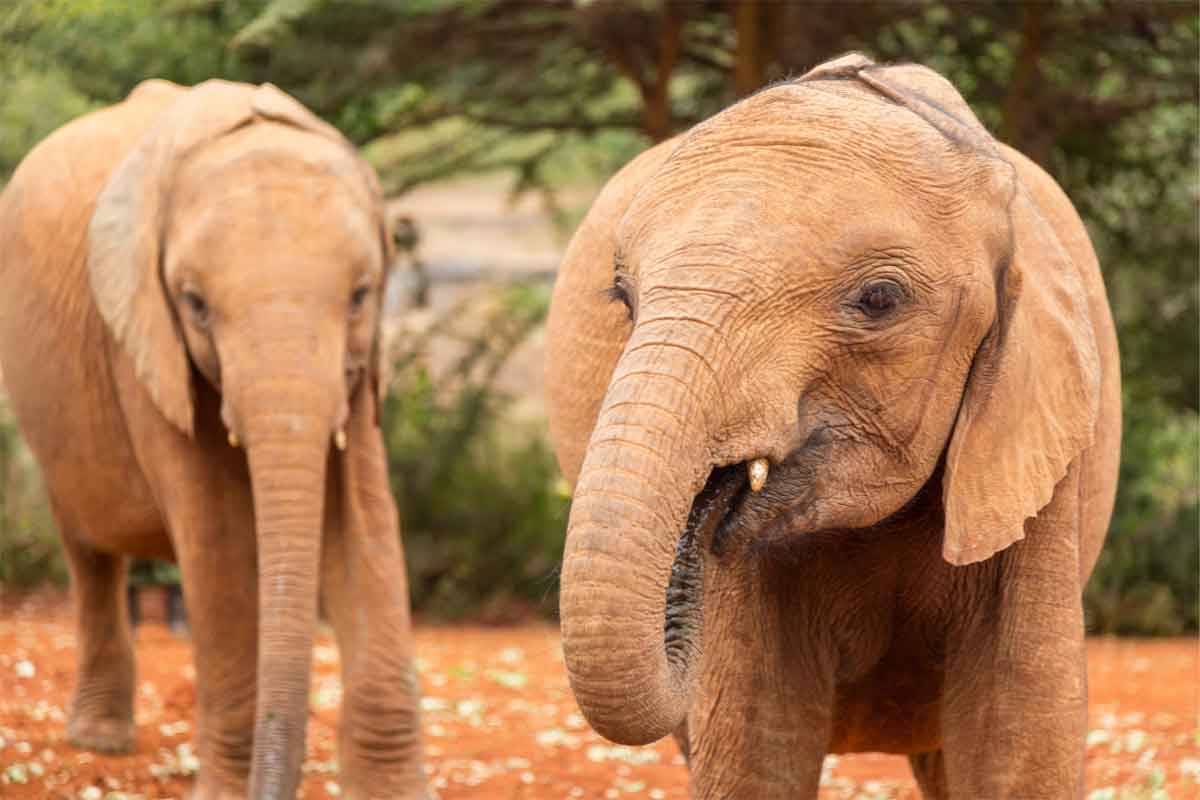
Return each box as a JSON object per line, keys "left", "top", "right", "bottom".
{"left": 87, "top": 80, "right": 393, "bottom": 798}
{"left": 556, "top": 55, "right": 1101, "bottom": 745}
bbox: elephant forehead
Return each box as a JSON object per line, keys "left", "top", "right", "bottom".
{"left": 173, "top": 121, "right": 374, "bottom": 214}
{"left": 164, "top": 177, "right": 380, "bottom": 287}
{"left": 618, "top": 85, "right": 976, "bottom": 252}
{"left": 619, "top": 166, "right": 934, "bottom": 283}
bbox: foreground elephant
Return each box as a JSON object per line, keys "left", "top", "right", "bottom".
{"left": 546, "top": 54, "right": 1120, "bottom": 798}
{"left": 0, "top": 80, "right": 424, "bottom": 799}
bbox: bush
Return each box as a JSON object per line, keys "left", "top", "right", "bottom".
{"left": 382, "top": 284, "right": 570, "bottom": 621}
{"left": 0, "top": 397, "right": 64, "bottom": 588}
{"left": 1084, "top": 387, "right": 1199, "bottom": 635}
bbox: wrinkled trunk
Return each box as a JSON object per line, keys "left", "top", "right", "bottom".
{"left": 243, "top": 401, "right": 331, "bottom": 799}
{"left": 559, "top": 333, "right": 715, "bottom": 745}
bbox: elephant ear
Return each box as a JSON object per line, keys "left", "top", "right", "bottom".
{"left": 366, "top": 179, "right": 396, "bottom": 422}
{"left": 807, "top": 55, "right": 1102, "bottom": 564}
{"left": 941, "top": 184, "right": 1100, "bottom": 565}
{"left": 88, "top": 80, "right": 260, "bottom": 436}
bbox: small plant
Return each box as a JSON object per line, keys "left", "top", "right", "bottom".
{"left": 382, "top": 284, "right": 570, "bottom": 620}
{"left": 0, "top": 397, "right": 64, "bottom": 587}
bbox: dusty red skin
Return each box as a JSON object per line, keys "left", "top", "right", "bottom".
{"left": 0, "top": 590, "right": 1195, "bottom": 799}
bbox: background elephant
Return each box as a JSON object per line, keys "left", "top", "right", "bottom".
{"left": 0, "top": 80, "right": 424, "bottom": 799}
{"left": 545, "top": 54, "right": 1121, "bottom": 799}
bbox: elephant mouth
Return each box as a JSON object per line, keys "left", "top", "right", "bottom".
{"left": 662, "top": 463, "right": 751, "bottom": 658}
{"left": 692, "top": 463, "right": 753, "bottom": 556}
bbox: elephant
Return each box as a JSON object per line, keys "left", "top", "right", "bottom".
{"left": 545, "top": 54, "right": 1120, "bottom": 799}
{"left": 0, "top": 80, "right": 425, "bottom": 799}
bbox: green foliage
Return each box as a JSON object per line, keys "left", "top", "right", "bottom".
{"left": 0, "top": 399, "right": 64, "bottom": 588}
{"left": 382, "top": 285, "right": 569, "bottom": 620}
{"left": 0, "top": 1, "right": 1195, "bottom": 631}
{"left": 0, "top": 69, "right": 97, "bottom": 177}
{"left": 1085, "top": 388, "right": 1199, "bottom": 635}
{"left": 0, "top": 0, "right": 261, "bottom": 179}
{"left": 128, "top": 559, "right": 182, "bottom": 586}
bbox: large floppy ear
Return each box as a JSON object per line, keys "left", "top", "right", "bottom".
{"left": 87, "top": 80, "right": 259, "bottom": 436}
{"left": 804, "top": 55, "right": 1102, "bottom": 564}
{"left": 941, "top": 183, "right": 1101, "bottom": 564}
{"left": 358, "top": 163, "right": 395, "bottom": 421}
{"left": 370, "top": 215, "right": 396, "bottom": 422}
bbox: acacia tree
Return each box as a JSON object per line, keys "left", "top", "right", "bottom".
{"left": 0, "top": 0, "right": 1195, "bottom": 630}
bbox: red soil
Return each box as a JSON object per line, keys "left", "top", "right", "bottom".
{"left": 0, "top": 590, "right": 1195, "bottom": 799}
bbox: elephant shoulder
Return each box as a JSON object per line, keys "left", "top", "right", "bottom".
{"left": 3, "top": 84, "right": 184, "bottom": 227}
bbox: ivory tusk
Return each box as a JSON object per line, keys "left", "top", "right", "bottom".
{"left": 748, "top": 458, "right": 769, "bottom": 493}
{"left": 334, "top": 428, "right": 347, "bottom": 451}
{"left": 227, "top": 431, "right": 239, "bottom": 448}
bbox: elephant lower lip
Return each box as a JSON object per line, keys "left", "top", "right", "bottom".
{"left": 662, "top": 464, "right": 747, "bottom": 662}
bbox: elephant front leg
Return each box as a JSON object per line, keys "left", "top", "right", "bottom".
{"left": 171, "top": 505, "right": 259, "bottom": 799}
{"left": 61, "top": 528, "right": 136, "bottom": 754}
{"left": 941, "top": 478, "right": 1088, "bottom": 798}
{"left": 687, "top": 557, "right": 832, "bottom": 799}
{"left": 322, "top": 449, "right": 426, "bottom": 799}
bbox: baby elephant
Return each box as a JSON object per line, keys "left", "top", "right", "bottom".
{"left": 546, "top": 54, "right": 1120, "bottom": 798}
{"left": 0, "top": 80, "right": 425, "bottom": 799}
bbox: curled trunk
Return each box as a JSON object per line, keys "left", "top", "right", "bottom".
{"left": 559, "top": 336, "right": 714, "bottom": 745}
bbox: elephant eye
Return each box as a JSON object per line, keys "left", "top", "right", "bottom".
{"left": 604, "top": 276, "right": 634, "bottom": 322}
{"left": 181, "top": 290, "right": 209, "bottom": 325}
{"left": 856, "top": 281, "right": 903, "bottom": 319}
{"left": 349, "top": 285, "right": 370, "bottom": 315}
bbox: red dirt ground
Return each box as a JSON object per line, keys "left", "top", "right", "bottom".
{"left": 0, "top": 590, "right": 1196, "bottom": 799}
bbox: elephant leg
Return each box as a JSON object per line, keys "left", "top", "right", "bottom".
{"left": 61, "top": 526, "right": 135, "bottom": 754}
{"left": 909, "top": 750, "right": 948, "bottom": 799}
{"left": 687, "top": 556, "right": 832, "bottom": 799}
{"left": 941, "top": 475, "right": 1087, "bottom": 798}
{"left": 322, "top": 452, "right": 425, "bottom": 799}
{"left": 672, "top": 718, "right": 691, "bottom": 766}
{"left": 171, "top": 500, "right": 259, "bottom": 800}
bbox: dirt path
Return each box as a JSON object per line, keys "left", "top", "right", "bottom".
{"left": 0, "top": 592, "right": 1195, "bottom": 799}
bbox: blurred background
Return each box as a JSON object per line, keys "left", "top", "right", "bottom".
{"left": 1, "top": 0, "right": 1196, "bottom": 635}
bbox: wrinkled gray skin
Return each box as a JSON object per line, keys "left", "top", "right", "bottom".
{"left": 546, "top": 54, "right": 1120, "bottom": 798}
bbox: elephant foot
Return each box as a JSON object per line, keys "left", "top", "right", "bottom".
{"left": 187, "top": 776, "right": 248, "bottom": 800}
{"left": 341, "top": 788, "right": 432, "bottom": 800}
{"left": 67, "top": 714, "right": 135, "bottom": 754}
{"left": 338, "top": 769, "right": 430, "bottom": 800}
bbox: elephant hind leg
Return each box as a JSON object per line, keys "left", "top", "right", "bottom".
{"left": 909, "top": 750, "right": 949, "bottom": 799}
{"left": 61, "top": 528, "right": 136, "bottom": 754}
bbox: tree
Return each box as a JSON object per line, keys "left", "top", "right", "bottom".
{"left": 0, "top": 0, "right": 1195, "bottom": 630}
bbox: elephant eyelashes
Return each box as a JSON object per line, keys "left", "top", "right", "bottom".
{"left": 855, "top": 281, "right": 904, "bottom": 319}
{"left": 604, "top": 280, "right": 635, "bottom": 322}
{"left": 181, "top": 290, "right": 210, "bottom": 326}
{"left": 349, "top": 285, "right": 370, "bottom": 316}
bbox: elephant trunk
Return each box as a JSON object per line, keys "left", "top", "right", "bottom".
{"left": 241, "top": 392, "right": 335, "bottom": 799}
{"left": 559, "top": 333, "right": 716, "bottom": 745}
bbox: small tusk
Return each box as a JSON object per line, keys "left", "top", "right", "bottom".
{"left": 227, "top": 431, "right": 239, "bottom": 448}
{"left": 748, "top": 458, "right": 769, "bottom": 492}
{"left": 334, "top": 428, "right": 347, "bottom": 451}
